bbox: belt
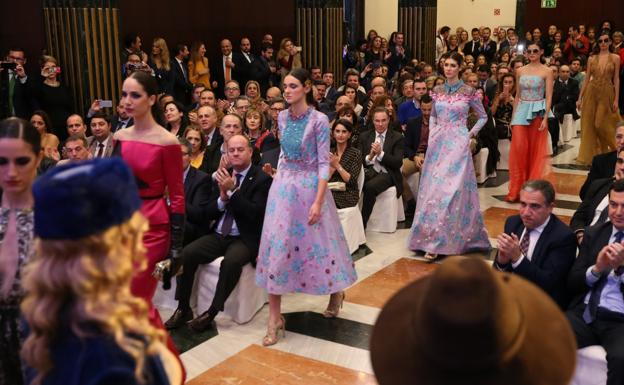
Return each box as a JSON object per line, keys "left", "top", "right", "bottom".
{"left": 140, "top": 194, "right": 164, "bottom": 200}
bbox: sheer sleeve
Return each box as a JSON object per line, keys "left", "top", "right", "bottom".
{"left": 467, "top": 88, "right": 488, "bottom": 136}
{"left": 162, "top": 144, "right": 185, "bottom": 215}
{"left": 315, "top": 113, "right": 331, "bottom": 181}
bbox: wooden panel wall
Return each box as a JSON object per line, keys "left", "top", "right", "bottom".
{"left": 398, "top": 0, "right": 437, "bottom": 65}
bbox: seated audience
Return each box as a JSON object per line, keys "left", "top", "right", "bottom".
{"left": 494, "top": 179, "right": 577, "bottom": 309}
{"left": 402, "top": 94, "right": 432, "bottom": 201}
{"left": 328, "top": 119, "right": 362, "bottom": 209}
{"left": 165, "top": 134, "right": 272, "bottom": 332}
{"left": 358, "top": 107, "right": 404, "bottom": 228}
{"left": 30, "top": 110, "right": 60, "bottom": 161}
{"left": 57, "top": 135, "right": 90, "bottom": 165}
{"left": 183, "top": 126, "right": 206, "bottom": 168}
{"left": 111, "top": 100, "right": 134, "bottom": 131}
{"left": 23, "top": 158, "right": 182, "bottom": 385}
{"left": 164, "top": 101, "right": 188, "bottom": 138}
{"left": 266, "top": 97, "right": 286, "bottom": 133}
{"left": 199, "top": 113, "right": 240, "bottom": 174}
{"left": 365, "top": 96, "right": 401, "bottom": 133}
{"left": 179, "top": 138, "right": 212, "bottom": 245}
{"left": 571, "top": 147, "right": 624, "bottom": 244}
{"left": 196, "top": 105, "right": 221, "bottom": 146}
{"left": 65, "top": 114, "right": 87, "bottom": 139}
{"left": 397, "top": 78, "right": 427, "bottom": 127}
{"left": 233, "top": 96, "right": 251, "bottom": 118}
{"left": 580, "top": 121, "right": 624, "bottom": 199}
{"left": 33, "top": 55, "right": 73, "bottom": 142}
{"left": 86, "top": 112, "right": 114, "bottom": 158}
{"left": 566, "top": 179, "right": 624, "bottom": 385}
{"left": 217, "top": 80, "right": 241, "bottom": 113}
{"left": 244, "top": 107, "right": 275, "bottom": 152}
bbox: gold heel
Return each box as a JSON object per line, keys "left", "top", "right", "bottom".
{"left": 262, "top": 316, "right": 286, "bottom": 346}
{"left": 323, "top": 291, "right": 345, "bottom": 318}
{"left": 424, "top": 252, "right": 439, "bottom": 261}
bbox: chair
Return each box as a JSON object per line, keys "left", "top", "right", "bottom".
{"left": 337, "top": 166, "right": 366, "bottom": 253}
{"left": 497, "top": 139, "right": 510, "bottom": 170}
{"left": 405, "top": 171, "right": 420, "bottom": 204}
{"left": 367, "top": 186, "right": 403, "bottom": 233}
{"left": 473, "top": 147, "right": 490, "bottom": 184}
{"left": 570, "top": 345, "right": 607, "bottom": 385}
{"left": 153, "top": 258, "right": 267, "bottom": 324}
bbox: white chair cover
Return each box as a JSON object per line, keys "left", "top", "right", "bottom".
{"left": 570, "top": 345, "right": 607, "bottom": 385}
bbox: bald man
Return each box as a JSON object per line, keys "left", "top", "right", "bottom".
{"left": 211, "top": 39, "right": 240, "bottom": 99}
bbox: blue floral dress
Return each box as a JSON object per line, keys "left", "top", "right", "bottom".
{"left": 256, "top": 108, "right": 357, "bottom": 295}
{"left": 408, "top": 83, "right": 491, "bottom": 254}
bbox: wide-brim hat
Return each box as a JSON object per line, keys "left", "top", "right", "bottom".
{"left": 33, "top": 158, "right": 141, "bottom": 240}
{"left": 370, "top": 256, "right": 576, "bottom": 385}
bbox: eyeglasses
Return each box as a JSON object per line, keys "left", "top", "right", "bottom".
{"left": 598, "top": 38, "right": 610, "bottom": 44}
{"left": 225, "top": 87, "right": 239, "bottom": 91}
{"left": 526, "top": 49, "right": 540, "bottom": 54}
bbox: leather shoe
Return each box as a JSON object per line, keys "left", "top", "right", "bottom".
{"left": 164, "top": 308, "right": 193, "bottom": 330}
{"left": 188, "top": 310, "right": 218, "bottom": 332}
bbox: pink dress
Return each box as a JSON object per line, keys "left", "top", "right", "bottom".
{"left": 256, "top": 108, "right": 357, "bottom": 295}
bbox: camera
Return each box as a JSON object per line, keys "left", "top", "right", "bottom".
{"left": 0, "top": 62, "right": 17, "bottom": 71}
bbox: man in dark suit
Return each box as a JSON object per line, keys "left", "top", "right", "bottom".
{"left": 179, "top": 138, "right": 212, "bottom": 246}
{"left": 477, "top": 27, "right": 498, "bottom": 63}
{"left": 580, "top": 122, "right": 624, "bottom": 199}
{"left": 251, "top": 43, "right": 274, "bottom": 97}
{"left": 572, "top": 148, "right": 624, "bottom": 244}
{"left": 211, "top": 39, "right": 240, "bottom": 99}
{"left": 110, "top": 101, "right": 133, "bottom": 132}
{"left": 170, "top": 44, "right": 192, "bottom": 106}
{"left": 86, "top": 113, "right": 114, "bottom": 158}
{"left": 232, "top": 37, "right": 255, "bottom": 91}
{"left": 476, "top": 65, "right": 497, "bottom": 104}
{"left": 494, "top": 179, "right": 577, "bottom": 309}
{"left": 402, "top": 95, "right": 432, "bottom": 202}
{"left": 0, "top": 47, "right": 35, "bottom": 119}
{"left": 552, "top": 65, "right": 580, "bottom": 122}
{"left": 566, "top": 179, "right": 624, "bottom": 385}
{"left": 165, "top": 134, "right": 272, "bottom": 332}
{"left": 323, "top": 70, "right": 339, "bottom": 103}
{"left": 359, "top": 107, "right": 404, "bottom": 228}
{"left": 463, "top": 28, "right": 482, "bottom": 59}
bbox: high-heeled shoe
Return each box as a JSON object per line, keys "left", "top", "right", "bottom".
{"left": 262, "top": 316, "right": 286, "bottom": 346}
{"left": 323, "top": 291, "right": 345, "bottom": 318}
{"left": 424, "top": 252, "right": 439, "bottom": 261}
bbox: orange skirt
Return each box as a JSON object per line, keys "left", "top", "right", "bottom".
{"left": 506, "top": 117, "right": 552, "bottom": 201}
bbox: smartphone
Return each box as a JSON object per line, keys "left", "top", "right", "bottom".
{"left": 0, "top": 62, "right": 17, "bottom": 70}
{"left": 99, "top": 100, "right": 113, "bottom": 108}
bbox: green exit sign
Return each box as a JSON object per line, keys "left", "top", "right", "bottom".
{"left": 541, "top": 0, "right": 556, "bottom": 8}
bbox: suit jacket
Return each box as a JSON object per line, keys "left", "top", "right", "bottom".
{"left": 571, "top": 177, "right": 614, "bottom": 232}
{"left": 567, "top": 221, "right": 624, "bottom": 309}
{"left": 110, "top": 116, "right": 133, "bottom": 132}
{"left": 477, "top": 40, "right": 497, "bottom": 62}
{"left": 170, "top": 58, "right": 193, "bottom": 105}
{"left": 210, "top": 55, "right": 241, "bottom": 99}
{"left": 552, "top": 77, "right": 580, "bottom": 121}
{"left": 494, "top": 214, "right": 577, "bottom": 309}
{"left": 187, "top": 164, "right": 272, "bottom": 258}
{"left": 0, "top": 71, "right": 35, "bottom": 119}
{"left": 463, "top": 40, "right": 481, "bottom": 59}
{"left": 233, "top": 51, "right": 255, "bottom": 90}
{"left": 199, "top": 131, "right": 225, "bottom": 175}
{"left": 183, "top": 167, "right": 212, "bottom": 245}
{"left": 86, "top": 134, "right": 115, "bottom": 158}
{"left": 250, "top": 56, "right": 272, "bottom": 97}
{"left": 580, "top": 151, "right": 617, "bottom": 200}
{"left": 404, "top": 115, "right": 423, "bottom": 159}
{"left": 358, "top": 128, "right": 405, "bottom": 197}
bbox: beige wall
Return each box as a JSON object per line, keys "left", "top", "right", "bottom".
{"left": 436, "top": 0, "right": 517, "bottom": 34}
{"left": 364, "top": 0, "right": 399, "bottom": 40}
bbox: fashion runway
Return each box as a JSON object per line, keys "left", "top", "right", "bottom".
{"left": 158, "top": 136, "right": 586, "bottom": 384}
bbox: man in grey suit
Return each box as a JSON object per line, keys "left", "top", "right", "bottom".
{"left": 86, "top": 112, "right": 114, "bottom": 158}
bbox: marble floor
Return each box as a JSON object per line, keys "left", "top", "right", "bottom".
{"left": 160, "top": 136, "right": 588, "bottom": 384}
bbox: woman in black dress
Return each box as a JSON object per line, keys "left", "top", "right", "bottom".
{"left": 32, "top": 56, "right": 73, "bottom": 142}
{"left": 329, "top": 119, "right": 362, "bottom": 209}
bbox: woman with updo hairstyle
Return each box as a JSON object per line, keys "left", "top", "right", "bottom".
{"left": 0, "top": 117, "right": 41, "bottom": 385}
{"left": 256, "top": 68, "right": 357, "bottom": 346}
{"left": 277, "top": 38, "right": 302, "bottom": 82}
{"left": 163, "top": 101, "right": 188, "bottom": 138}
{"left": 408, "top": 52, "right": 490, "bottom": 261}
{"left": 21, "top": 158, "right": 182, "bottom": 385}
{"left": 112, "top": 71, "right": 185, "bottom": 369}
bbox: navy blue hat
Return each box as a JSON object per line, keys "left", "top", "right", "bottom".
{"left": 33, "top": 158, "right": 142, "bottom": 240}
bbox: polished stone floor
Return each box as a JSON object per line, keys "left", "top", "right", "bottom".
{"left": 159, "top": 136, "right": 587, "bottom": 384}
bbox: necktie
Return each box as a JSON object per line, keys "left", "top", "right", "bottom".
{"left": 220, "top": 173, "right": 243, "bottom": 236}
{"left": 96, "top": 143, "right": 105, "bottom": 158}
{"left": 8, "top": 73, "right": 16, "bottom": 115}
{"left": 377, "top": 133, "right": 385, "bottom": 148}
{"left": 583, "top": 230, "right": 624, "bottom": 323}
{"left": 520, "top": 229, "right": 531, "bottom": 258}
{"left": 0, "top": 210, "right": 19, "bottom": 297}
{"left": 225, "top": 56, "right": 232, "bottom": 82}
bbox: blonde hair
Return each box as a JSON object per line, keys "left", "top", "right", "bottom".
{"left": 151, "top": 37, "right": 171, "bottom": 71}
{"left": 21, "top": 212, "right": 164, "bottom": 385}
{"left": 245, "top": 80, "right": 262, "bottom": 103}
